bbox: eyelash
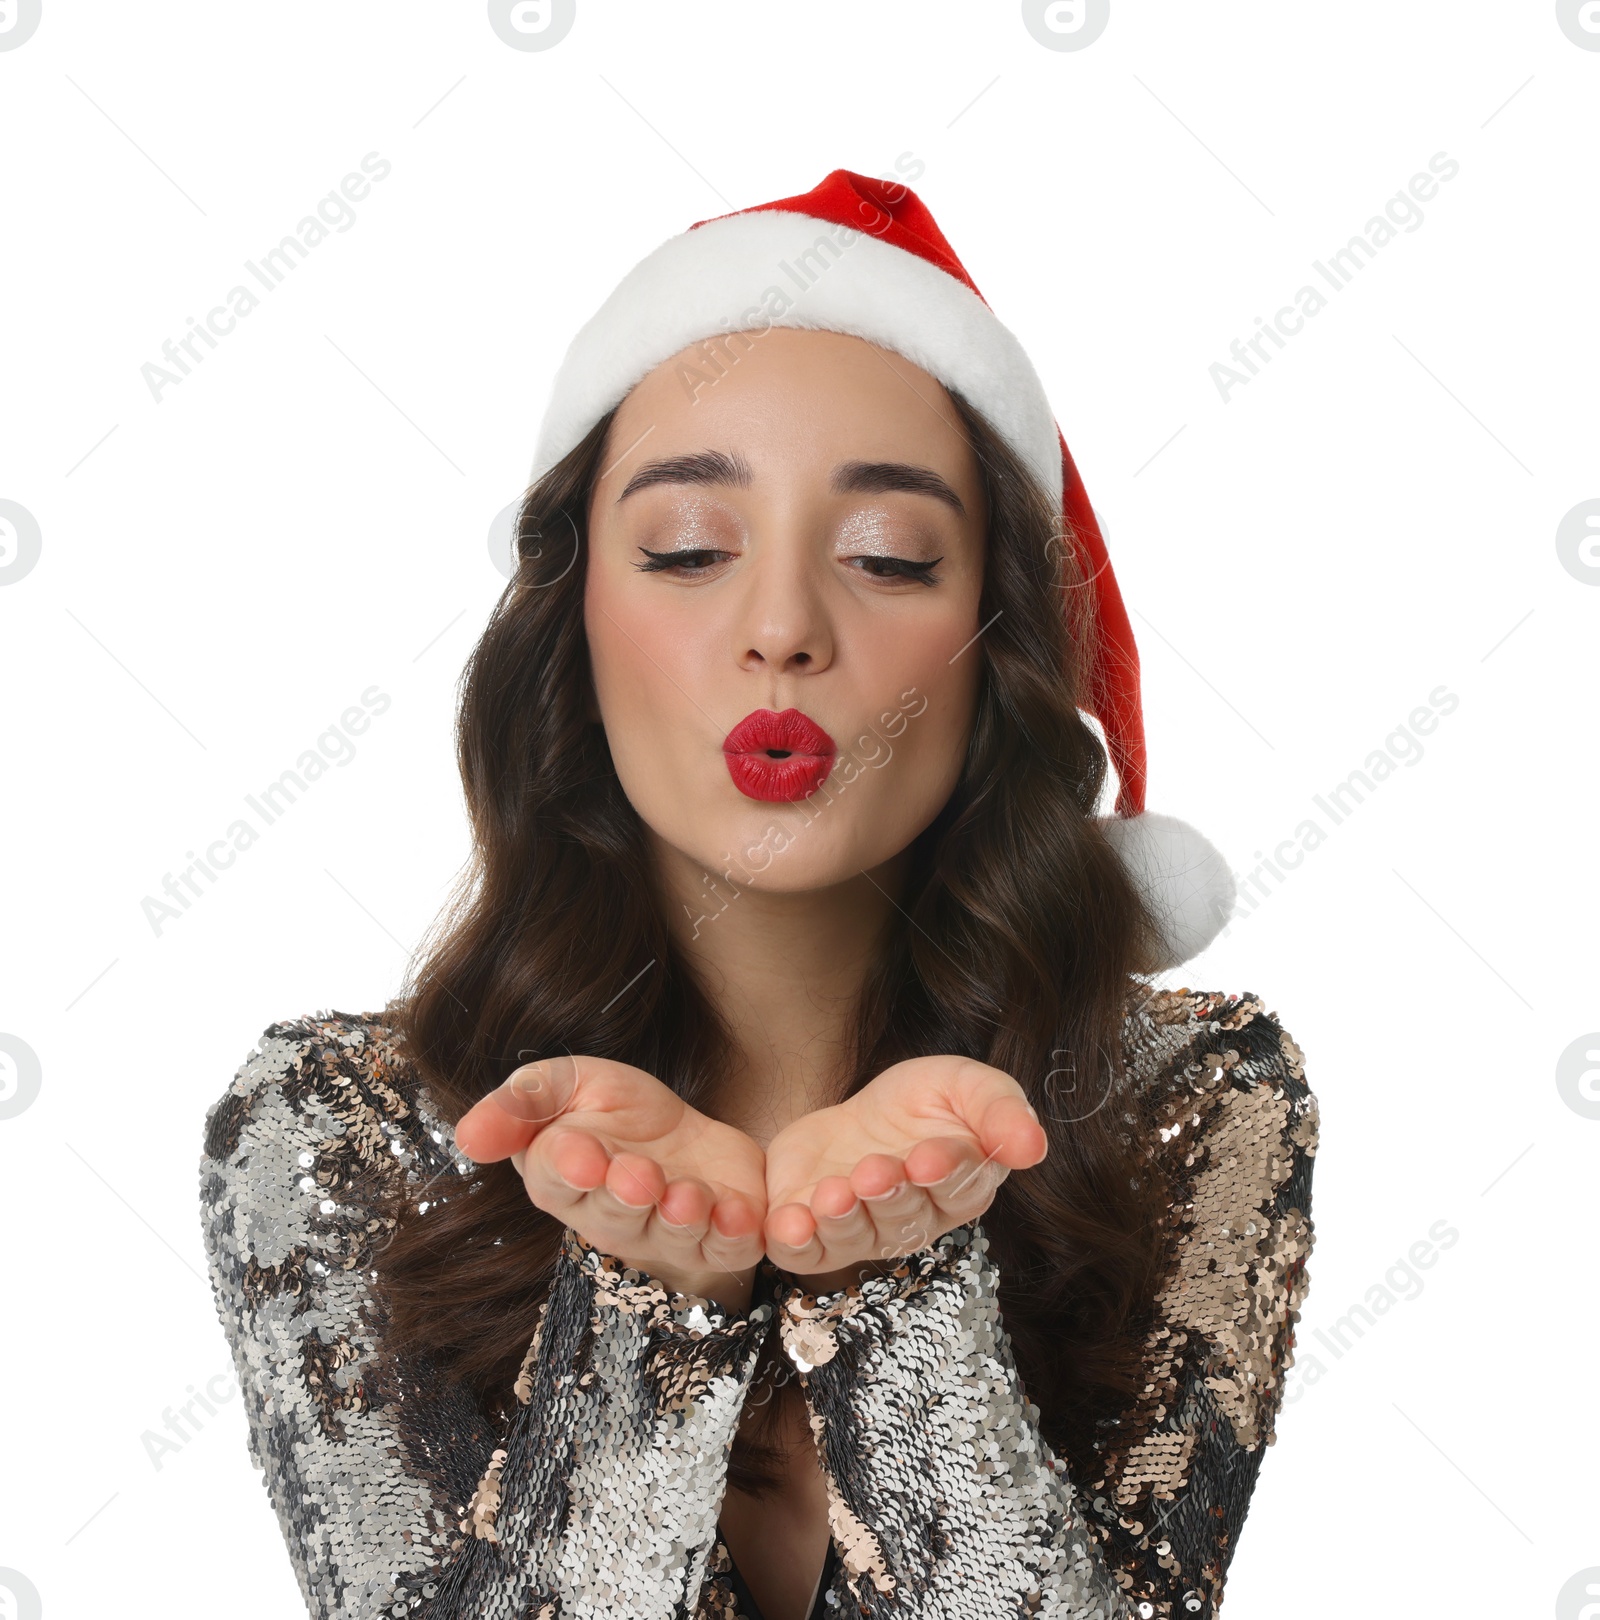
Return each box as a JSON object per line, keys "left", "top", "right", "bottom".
{"left": 633, "top": 547, "right": 943, "bottom": 585}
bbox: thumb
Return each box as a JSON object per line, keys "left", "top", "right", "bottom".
{"left": 974, "top": 1090, "right": 1048, "bottom": 1170}
{"left": 454, "top": 1055, "right": 579, "bottom": 1163}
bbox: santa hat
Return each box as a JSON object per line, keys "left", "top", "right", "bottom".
{"left": 529, "top": 170, "right": 1235, "bottom": 970}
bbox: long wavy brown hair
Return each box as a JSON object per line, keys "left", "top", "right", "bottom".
{"left": 372, "top": 384, "right": 1174, "bottom": 1495}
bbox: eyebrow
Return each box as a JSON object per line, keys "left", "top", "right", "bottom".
{"left": 617, "top": 450, "right": 752, "bottom": 501}
{"left": 615, "top": 451, "right": 965, "bottom": 515}
{"left": 831, "top": 460, "right": 966, "bottom": 515}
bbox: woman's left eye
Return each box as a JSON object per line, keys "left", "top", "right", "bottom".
{"left": 851, "top": 555, "right": 943, "bottom": 585}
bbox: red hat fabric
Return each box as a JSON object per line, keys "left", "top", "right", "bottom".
{"left": 528, "top": 169, "right": 1235, "bottom": 967}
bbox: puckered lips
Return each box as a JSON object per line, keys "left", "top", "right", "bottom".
{"left": 721, "top": 708, "right": 837, "bottom": 803}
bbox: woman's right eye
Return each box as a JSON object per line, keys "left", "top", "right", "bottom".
{"left": 633, "top": 547, "right": 731, "bottom": 574}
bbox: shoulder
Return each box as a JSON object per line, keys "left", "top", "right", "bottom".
{"left": 1120, "top": 983, "right": 1319, "bottom": 1177}
{"left": 199, "top": 1007, "right": 472, "bottom": 1233}
{"left": 202, "top": 1007, "right": 407, "bottom": 1162}
{"left": 1121, "top": 984, "right": 1312, "bottom": 1096}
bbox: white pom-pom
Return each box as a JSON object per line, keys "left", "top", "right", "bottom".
{"left": 1098, "top": 811, "right": 1237, "bottom": 970}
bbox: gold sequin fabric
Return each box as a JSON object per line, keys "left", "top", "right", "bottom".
{"left": 1074, "top": 989, "right": 1319, "bottom": 1618}
{"left": 199, "top": 987, "right": 1316, "bottom": 1618}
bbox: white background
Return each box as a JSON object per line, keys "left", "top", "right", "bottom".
{"left": 1, "top": 3, "right": 1596, "bottom": 1616}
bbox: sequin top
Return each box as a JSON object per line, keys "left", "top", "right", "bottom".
{"left": 198, "top": 986, "right": 1317, "bottom": 1619}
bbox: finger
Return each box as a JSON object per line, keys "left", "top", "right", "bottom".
{"left": 656, "top": 1175, "right": 716, "bottom": 1235}
{"left": 975, "top": 1092, "right": 1048, "bottom": 1168}
{"left": 912, "top": 1138, "right": 1004, "bottom": 1220}
{"left": 522, "top": 1139, "right": 663, "bottom": 1252}
{"left": 600, "top": 1154, "right": 728, "bottom": 1255}
{"left": 843, "top": 1156, "right": 938, "bottom": 1260}
{"left": 853, "top": 1171, "right": 937, "bottom": 1257}
{"left": 764, "top": 1200, "right": 823, "bottom": 1260}
{"left": 510, "top": 1129, "right": 609, "bottom": 1228}
{"left": 454, "top": 1057, "right": 579, "bottom": 1163}
{"left": 902, "top": 1135, "right": 976, "bottom": 1189}
{"left": 654, "top": 1178, "right": 768, "bottom": 1259}
{"left": 601, "top": 1148, "right": 666, "bottom": 1209}
{"left": 807, "top": 1176, "right": 874, "bottom": 1249}
{"left": 707, "top": 1188, "right": 766, "bottom": 1244}
{"left": 496, "top": 1056, "right": 580, "bottom": 1123}
{"left": 810, "top": 1173, "right": 862, "bottom": 1222}
{"left": 598, "top": 1151, "right": 696, "bottom": 1248}
{"left": 915, "top": 1058, "right": 1048, "bottom": 1170}
{"left": 525, "top": 1127, "right": 612, "bottom": 1206}
{"left": 845, "top": 1152, "right": 906, "bottom": 1202}
{"left": 454, "top": 1096, "right": 536, "bottom": 1164}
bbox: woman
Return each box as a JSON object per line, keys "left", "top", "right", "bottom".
{"left": 200, "top": 171, "right": 1318, "bottom": 1620}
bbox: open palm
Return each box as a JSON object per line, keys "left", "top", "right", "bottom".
{"left": 762, "top": 1055, "right": 1046, "bottom": 1279}
{"left": 454, "top": 1054, "right": 769, "bottom": 1287}
{"left": 455, "top": 1052, "right": 1045, "bottom": 1289}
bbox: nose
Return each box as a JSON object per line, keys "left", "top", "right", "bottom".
{"left": 732, "top": 527, "right": 835, "bottom": 677}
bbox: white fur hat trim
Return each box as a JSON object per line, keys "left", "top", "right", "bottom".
{"left": 1098, "top": 811, "right": 1237, "bottom": 970}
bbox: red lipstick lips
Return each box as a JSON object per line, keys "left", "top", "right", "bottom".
{"left": 722, "top": 708, "right": 837, "bottom": 802}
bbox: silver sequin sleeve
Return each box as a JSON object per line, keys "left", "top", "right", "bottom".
{"left": 773, "top": 1225, "right": 1132, "bottom": 1620}
{"left": 199, "top": 1019, "right": 478, "bottom": 1615}
{"left": 199, "top": 1013, "right": 780, "bottom": 1620}
{"left": 430, "top": 1226, "right": 777, "bottom": 1617}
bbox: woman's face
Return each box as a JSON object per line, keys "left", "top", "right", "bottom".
{"left": 584, "top": 327, "right": 986, "bottom": 896}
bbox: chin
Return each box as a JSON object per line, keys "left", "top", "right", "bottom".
{"left": 667, "top": 804, "right": 888, "bottom": 894}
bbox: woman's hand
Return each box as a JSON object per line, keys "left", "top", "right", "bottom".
{"left": 454, "top": 1055, "right": 768, "bottom": 1314}
{"left": 760, "top": 1055, "right": 1047, "bottom": 1289}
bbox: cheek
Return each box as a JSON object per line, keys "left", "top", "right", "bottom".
{"left": 586, "top": 562, "right": 684, "bottom": 720}
{"left": 584, "top": 561, "right": 723, "bottom": 819}
{"left": 842, "top": 631, "right": 978, "bottom": 804}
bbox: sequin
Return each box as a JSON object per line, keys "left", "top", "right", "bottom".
{"left": 199, "top": 986, "right": 1316, "bottom": 1618}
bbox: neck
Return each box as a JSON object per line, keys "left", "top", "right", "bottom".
{"left": 649, "top": 831, "right": 911, "bottom": 1147}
